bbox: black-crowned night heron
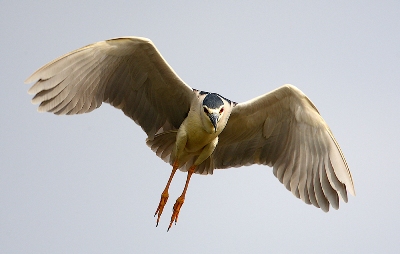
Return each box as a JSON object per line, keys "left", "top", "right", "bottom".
{"left": 25, "top": 37, "right": 355, "bottom": 231}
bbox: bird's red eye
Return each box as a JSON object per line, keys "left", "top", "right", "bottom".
{"left": 219, "top": 108, "right": 224, "bottom": 113}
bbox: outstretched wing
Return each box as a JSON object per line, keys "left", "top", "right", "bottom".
{"left": 25, "top": 37, "right": 194, "bottom": 138}
{"left": 214, "top": 85, "right": 355, "bottom": 212}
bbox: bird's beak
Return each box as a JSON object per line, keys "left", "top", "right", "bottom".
{"left": 208, "top": 113, "right": 219, "bottom": 132}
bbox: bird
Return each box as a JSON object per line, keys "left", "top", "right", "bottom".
{"left": 25, "top": 36, "right": 355, "bottom": 231}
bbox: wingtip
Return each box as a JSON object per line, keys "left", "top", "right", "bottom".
{"left": 27, "top": 85, "right": 36, "bottom": 95}
{"left": 24, "top": 75, "right": 35, "bottom": 84}
{"left": 349, "top": 186, "right": 356, "bottom": 197}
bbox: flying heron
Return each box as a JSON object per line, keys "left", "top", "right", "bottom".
{"left": 25, "top": 37, "right": 355, "bottom": 231}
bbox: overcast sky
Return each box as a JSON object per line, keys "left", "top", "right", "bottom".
{"left": 1, "top": 1, "right": 400, "bottom": 253}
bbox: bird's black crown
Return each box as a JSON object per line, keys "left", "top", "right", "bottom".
{"left": 202, "top": 93, "right": 225, "bottom": 109}
{"left": 199, "top": 90, "right": 235, "bottom": 107}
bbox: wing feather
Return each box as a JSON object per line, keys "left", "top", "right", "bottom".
{"left": 297, "top": 125, "right": 309, "bottom": 204}
{"left": 25, "top": 37, "right": 194, "bottom": 138}
{"left": 314, "top": 155, "right": 329, "bottom": 212}
{"left": 307, "top": 133, "right": 320, "bottom": 208}
{"left": 213, "top": 84, "right": 355, "bottom": 212}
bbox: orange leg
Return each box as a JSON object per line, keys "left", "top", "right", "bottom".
{"left": 154, "top": 161, "right": 179, "bottom": 227}
{"left": 167, "top": 165, "right": 196, "bottom": 231}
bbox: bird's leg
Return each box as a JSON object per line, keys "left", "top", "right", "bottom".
{"left": 168, "top": 165, "right": 196, "bottom": 231}
{"left": 154, "top": 161, "right": 179, "bottom": 227}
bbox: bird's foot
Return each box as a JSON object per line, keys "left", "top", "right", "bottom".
{"left": 154, "top": 191, "right": 169, "bottom": 227}
{"left": 167, "top": 195, "right": 185, "bottom": 231}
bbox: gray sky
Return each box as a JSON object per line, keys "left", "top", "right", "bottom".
{"left": 2, "top": 1, "right": 400, "bottom": 253}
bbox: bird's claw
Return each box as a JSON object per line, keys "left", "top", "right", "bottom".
{"left": 167, "top": 196, "right": 185, "bottom": 231}
{"left": 154, "top": 192, "right": 169, "bottom": 227}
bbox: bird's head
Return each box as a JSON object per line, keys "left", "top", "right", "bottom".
{"left": 198, "top": 91, "right": 236, "bottom": 134}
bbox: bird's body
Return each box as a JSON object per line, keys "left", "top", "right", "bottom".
{"left": 172, "top": 91, "right": 234, "bottom": 166}
{"left": 25, "top": 36, "right": 355, "bottom": 231}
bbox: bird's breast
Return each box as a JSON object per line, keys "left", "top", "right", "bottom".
{"left": 184, "top": 130, "right": 218, "bottom": 153}
{"left": 179, "top": 110, "right": 220, "bottom": 154}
